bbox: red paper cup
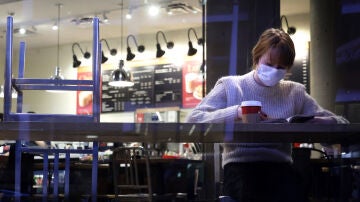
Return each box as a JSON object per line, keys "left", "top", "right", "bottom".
{"left": 241, "top": 101, "right": 262, "bottom": 123}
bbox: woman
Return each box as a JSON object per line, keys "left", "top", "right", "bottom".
{"left": 186, "top": 28, "right": 348, "bottom": 202}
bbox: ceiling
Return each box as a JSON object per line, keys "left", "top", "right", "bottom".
{"left": 0, "top": 0, "right": 309, "bottom": 49}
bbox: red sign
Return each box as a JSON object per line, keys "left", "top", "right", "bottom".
{"left": 182, "top": 60, "right": 204, "bottom": 108}
{"left": 76, "top": 68, "right": 93, "bottom": 115}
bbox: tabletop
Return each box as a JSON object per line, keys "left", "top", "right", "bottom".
{"left": 0, "top": 122, "right": 359, "bottom": 143}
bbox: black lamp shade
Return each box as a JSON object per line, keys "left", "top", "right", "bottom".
{"left": 137, "top": 45, "right": 145, "bottom": 53}
{"left": 187, "top": 41, "right": 197, "bottom": 56}
{"left": 126, "top": 47, "right": 136, "bottom": 61}
{"left": 156, "top": 43, "right": 165, "bottom": 58}
{"left": 84, "top": 51, "right": 91, "bottom": 59}
{"left": 110, "top": 49, "right": 117, "bottom": 56}
{"left": 287, "top": 27, "right": 296, "bottom": 35}
{"left": 197, "top": 38, "right": 204, "bottom": 45}
{"left": 101, "top": 51, "right": 108, "bottom": 64}
{"left": 166, "top": 42, "right": 174, "bottom": 49}
{"left": 73, "top": 55, "right": 81, "bottom": 68}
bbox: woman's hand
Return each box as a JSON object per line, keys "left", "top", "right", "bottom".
{"left": 236, "top": 107, "right": 268, "bottom": 122}
{"left": 259, "top": 111, "right": 268, "bottom": 121}
{"left": 306, "top": 116, "right": 336, "bottom": 124}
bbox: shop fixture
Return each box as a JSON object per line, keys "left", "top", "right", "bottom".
{"left": 100, "top": 38, "right": 117, "bottom": 64}
{"left": 187, "top": 27, "right": 204, "bottom": 56}
{"left": 72, "top": 42, "right": 91, "bottom": 68}
{"left": 280, "top": 15, "right": 296, "bottom": 35}
{"left": 0, "top": 85, "right": 17, "bottom": 98}
{"left": 167, "top": 2, "right": 201, "bottom": 14}
{"left": 112, "top": 146, "right": 183, "bottom": 201}
{"left": 112, "top": 146, "right": 153, "bottom": 200}
{"left": 126, "top": 34, "right": 145, "bottom": 61}
{"left": 155, "top": 30, "right": 174, "bottom": 58}
{"left": 108, "top": 0, "right": 134, "bottom": 87}
{"left": 102, "top": 12, "right": 109, "bottom": 23}
{"left": 4, "top": 14, "right": 101, "bottom": 201}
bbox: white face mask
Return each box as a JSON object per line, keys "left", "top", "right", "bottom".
{"left": 257, "top": 63, "right": 286, "bottom": 86}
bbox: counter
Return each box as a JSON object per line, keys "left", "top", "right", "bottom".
{"left": 0, "top": 122, "right": 359, "bottom": 143}
{"left": 1, "top": 122, "right": 359, "bottom": 201}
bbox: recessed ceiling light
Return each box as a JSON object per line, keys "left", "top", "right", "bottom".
{"left": 52, "top": 23, "right": 58, "bottom": 30}
{"left": 19, "top": 28, "right": 26, "bottom": 34}
{"left": 148, "top": 5, "right": 160, "bottom": 16}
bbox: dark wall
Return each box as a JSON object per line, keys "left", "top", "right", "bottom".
{"left": 334, "top": 0, "right": 360, "bottom": 122}
{"left": 205, "top": 0, "right": 280, "bottom": 92}
{"left": 336, "top": 1, "right": 360, "bottom": 90}
{"left": 202, "top": 1, "right": 281, "bottom": 199}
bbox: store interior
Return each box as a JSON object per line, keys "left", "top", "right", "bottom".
{"left": 0, "top": 0, "right": 359, "bottom": 201}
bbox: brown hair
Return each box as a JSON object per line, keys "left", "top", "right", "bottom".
{"left": 251, "top": 28, "right": 295, "bottom": 69}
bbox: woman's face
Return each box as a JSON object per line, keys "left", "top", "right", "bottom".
{"left": 254, "top": 49, "right": 288, "bottom": 87}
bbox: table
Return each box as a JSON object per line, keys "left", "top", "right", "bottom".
{"left": 0, "top": 122, "right": 358, "bottom": 143}
{"left": 0, "top": 122, "right": 359, "bottom": 201}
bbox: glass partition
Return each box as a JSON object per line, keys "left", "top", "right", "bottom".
{"left": 0, "top": 1, "right": 360, "bottom": 202}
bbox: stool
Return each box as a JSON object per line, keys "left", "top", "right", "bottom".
{"left": 3, "top": 15, "right": 101, "bottom": 202}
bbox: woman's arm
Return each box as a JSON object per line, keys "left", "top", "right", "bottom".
{"left": 301, "top": 91, "right": 349, "bottom": 124}
{"left": 186, "top": 81, "right": 239, "bottom": 123}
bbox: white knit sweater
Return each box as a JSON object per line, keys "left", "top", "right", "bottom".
{"left": 186, "top": 71, "right": 349, "bottom": 167}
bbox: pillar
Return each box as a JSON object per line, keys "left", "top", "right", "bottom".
{"left": 310, "top": 0, "right": 338, "bottom": 111}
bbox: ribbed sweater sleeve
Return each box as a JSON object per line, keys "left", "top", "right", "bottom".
{"left": 185, "top": 78, "right": 239, "bottom": 123}
{"left": 301, "top": 91, "right": 349, "bottom": 124}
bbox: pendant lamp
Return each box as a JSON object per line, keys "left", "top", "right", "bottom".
{"left": 47, "top": 3, "right": 66, "bottom": 93}
{"left": 51, "top": 3, "right": 64, "bottom": 81}
{"left": 108, "top": 60, "right": 134, "bottom": 87}
{"left": 108, "top": 0, "right": 134, "bottom": 87}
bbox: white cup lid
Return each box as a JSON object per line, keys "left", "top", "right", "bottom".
{"left": 241, "top": 100, "right": 262, "bottom": 107}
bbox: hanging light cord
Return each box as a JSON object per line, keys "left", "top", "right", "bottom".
{"left": 56, "top": 3, "right": 61, "bottom": 69}
{"left": 121, "top": 0, "right": 124, "bottom": 61}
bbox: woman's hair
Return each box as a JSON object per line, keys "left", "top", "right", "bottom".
{"left": 251, "top": 28, "right": 295, "bottom": 69}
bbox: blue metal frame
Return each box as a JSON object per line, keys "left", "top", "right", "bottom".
{"left": 3, "top": 16, "right": 101, "bottom": 202}
{"left": 4, "top": 16, "right": 101, "bottom": 122}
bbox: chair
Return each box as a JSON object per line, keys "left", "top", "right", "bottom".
{"left": 112, "top": 146, "right": 152, "bottom": 201}
{"left": 112, "top": 146, "right": 177, "bottom": 202}
{"left": 3, "top": 16, "right": 101, "bottom": 202}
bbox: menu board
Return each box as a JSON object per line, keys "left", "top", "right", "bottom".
{"left": 89, "top": 60, "right": 202, "bottom": 113}
{"left": 154, "top": 64, "right": 182, "bottom": 107}
{"left": 101, "top": 69, "right": 129, "bottom": 112}
{"left": 127, "top": 66, "right": 155, "bottom": 111}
